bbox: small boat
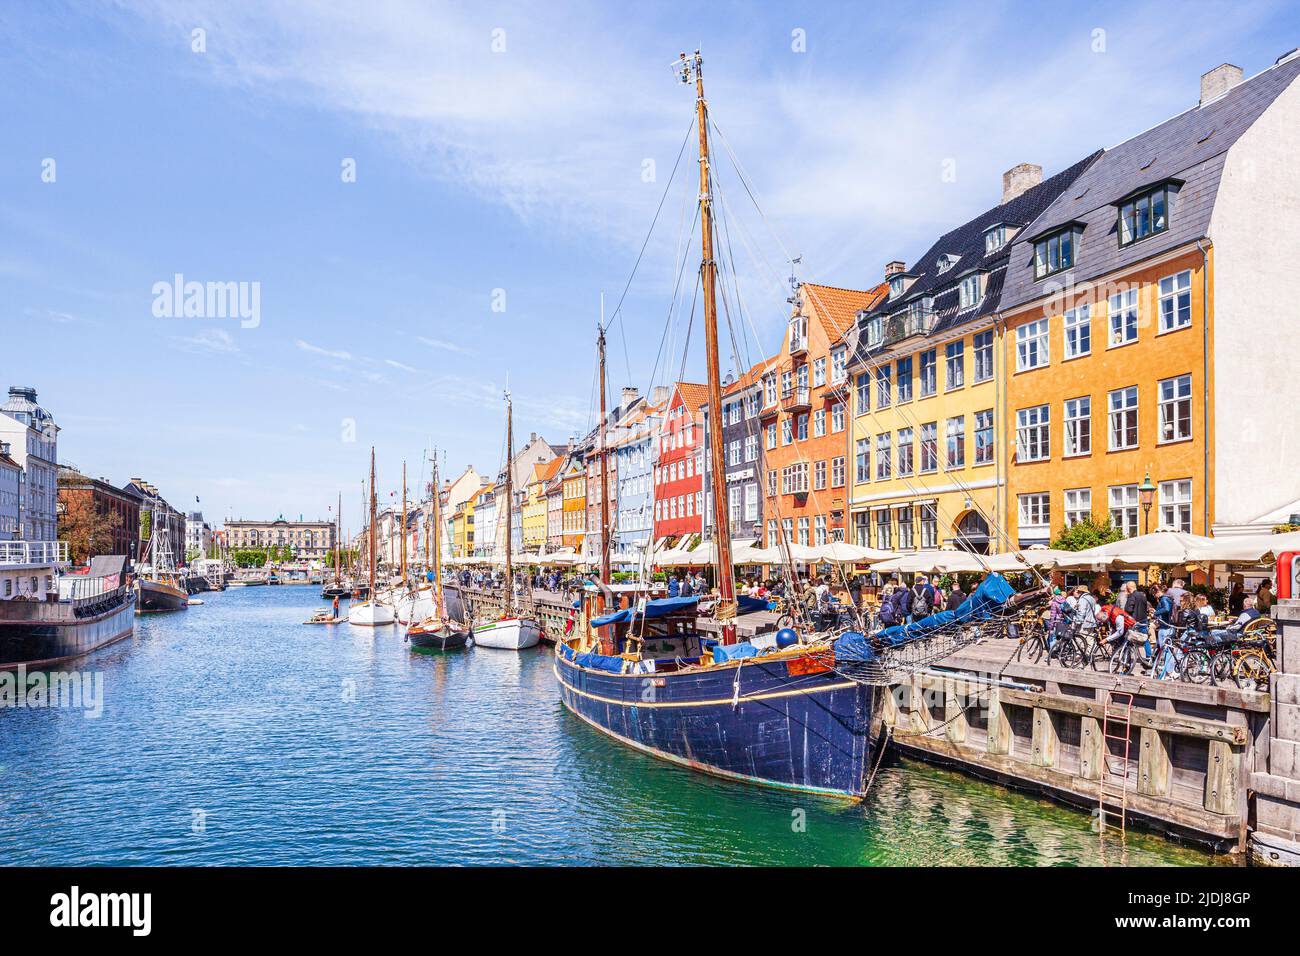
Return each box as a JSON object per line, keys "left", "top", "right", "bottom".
{"left": 303, "top": 611, "right": 342, "bottom": 625}
{"left": 407, "top": 620, "right": 471, "bottom": 650}
{"left": 135, "top": 528, "right": 189, "bottom": 613}
{"left": 472, "top": 392, "right": 543, "bottom": 650}
{"left": 405, "top": 452, "right": 471, "bottom": 650}
{"left": 346, "top": 448, "right": 395, "bottom": 627}
{"left": 187, "top": 598, "right": 204, "bottom": 606}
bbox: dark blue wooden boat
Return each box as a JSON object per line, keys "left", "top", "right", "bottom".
{"left": 555, "top": 596, "right": 878, "bottom": 798}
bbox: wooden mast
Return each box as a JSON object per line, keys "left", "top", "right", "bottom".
{"left": 368, "top": 448, "right": 377, "bottom": 601}
{"left": 503, "top": 391, "right": 514, "bottom": 616}
{"left": 335, "top": 492, "right": 342, "bottom": 585}
{"left": 400, "top": 460, "right": 408, "bottom": 587}
{"left": 683, "top": 50, "right": 736, "bottom": 643}
{"left": 598, "top": 320, "right": 611, "bottom": 590}
{"left": 431, "top": 451, "right": 444, "bottom": 620}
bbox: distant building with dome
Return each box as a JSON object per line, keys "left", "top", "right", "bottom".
{"left": 0, "top": 386, "right": 59, "bottom": 541}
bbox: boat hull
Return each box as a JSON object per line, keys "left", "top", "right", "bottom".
{"left": 395, "top": 589, "right": 435, "bottom": 625}
{"left": 474, "top": 617, "right": 541, "bottom": 649}
{"left": 347, "top": 601, "right": 394, "bottom": 626}
{"left": 0, "top": 593, "right": 137, "bottom": 669}
{"left": 408, "top": 625, "right": 471, "bottom": 651}
{"left": 554, "top": 649, "right": 877, "bottom": 798}
{"left": 136, "top": 579, "right": 189, "bottom": 613}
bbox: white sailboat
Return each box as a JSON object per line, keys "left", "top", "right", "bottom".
{"left": 349, "top": 447, "right": 395, "bottom": 627}
{"left": 473, "top": 391, "right": 542, "bottom": 650}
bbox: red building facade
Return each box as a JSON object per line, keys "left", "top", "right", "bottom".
{"left": 652, "top": 382, "right": 708, "bottom": 542}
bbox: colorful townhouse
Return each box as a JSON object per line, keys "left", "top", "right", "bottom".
{"left": 761, "top": 283, "right": 885, "bottom": 549}
{"left": 652, "top": 382, "right": 709, "bottom": 545}
{"left": 583, "top": 389, "right": 643, "bottom": 567}
{"left": 472, "top": 481, "right": 499, "bottom": 559}
{"left": 998, "top": 56, "right": 1300, "bottom": 545}
{"left": 700, "top": 358, "right": 773, "bottom": 545}
{"left": 523, "top": 458, "right": 561, "bottom": 553}
{"left": 560, "top": 454, "right": 587, "bottom": 551}
{"left": 844, "top": 158, "right": 1096, "bottom": 553}
{"left": 544, "top": 462, "right": 566, "bottom": 551}
{"left": 611, "top": 393, "right": 665, "bottom": 569}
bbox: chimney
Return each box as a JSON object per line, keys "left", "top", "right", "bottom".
{"left": 885, "top": 261, "right": 906, "bottom": 279}
{"left": 620, "top": 386, "right": 639, "bottom": 411}
{"left": 529, "top": 432, "right": 537, "bottom": 443}
{"left": 1200, "top": 63, "right": 1243, "bottom": 105}
{"left": 1001, "top": 163, "right": 1043, "bottom": 204}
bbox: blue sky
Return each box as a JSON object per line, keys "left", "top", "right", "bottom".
{"left": 3, "top": 0, "right": 1297, "bottom": 532}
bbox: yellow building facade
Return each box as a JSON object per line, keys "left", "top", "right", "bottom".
{"left": 1001, "top": 246, "right": 1213, "bottom": 544}
{"left": 846, "top": 316, "right": 1007, "bottom": 553}
{"left": 521, "top": 463, "right": 550, "bottom": 551}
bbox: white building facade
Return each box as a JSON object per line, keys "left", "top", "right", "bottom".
{"left": 0, "top": 387, "right": 59, "bottom": 542}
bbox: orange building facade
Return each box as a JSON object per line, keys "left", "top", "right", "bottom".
{"left": 761, "top": 282, "right": 887, "bottom": 549}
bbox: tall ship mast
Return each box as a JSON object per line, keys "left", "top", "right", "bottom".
{"left": 407, "top": 448, "right": 471, "bottom": 650}
{"left": 553, "top": 51, "right": 880, "bottom": 798}
{"left": 472, "top": 391, "right": 542, "bottom": 650}
{"left": 347, "top": 447, "right": 395, "bottom": 626}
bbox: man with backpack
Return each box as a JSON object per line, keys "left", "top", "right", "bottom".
{"left": 911, "top": 575, "right": 937, "bottom": 622}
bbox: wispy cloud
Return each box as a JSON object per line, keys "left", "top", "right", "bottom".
{"left": 416, "top": 336, "right": 470, "bottom": 355}
{"left": 295, "top": 338, "right": 352, "bottom": 360}
{"left": 385, "top": 358, "right": 418, "bottom": 372}
{"left": 174, "top": 327, "right": 239, "bottom": 354}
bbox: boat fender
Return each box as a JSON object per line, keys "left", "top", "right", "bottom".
{"left": 775, "top": 627, "right": 799, "bottom": 649}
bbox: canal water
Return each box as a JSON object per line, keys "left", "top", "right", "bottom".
{"left": 0, "top": 586, "right": 1228, "bottom": 866}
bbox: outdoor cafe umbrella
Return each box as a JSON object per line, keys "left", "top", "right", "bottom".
{"left": 1056, "top": 530, "right": 1216, "bottom": 570}
{"left": 812, "top": 541, "right": 897, "bottom": 564}
{"left": 1183, "top": 530, "right": 1300, "bottom": 564}
{"left": 869, "top": 549, "right": 988, "bottom": 575}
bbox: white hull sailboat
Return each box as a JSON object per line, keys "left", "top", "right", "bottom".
{"left": 395, "top": 586, "right": 434, "bottom": 625}
{"left": 347, "top": 599, "right": 395, "bottom": 626}
{"left": 472, "top": 616, "right": 541, "bottom": 650}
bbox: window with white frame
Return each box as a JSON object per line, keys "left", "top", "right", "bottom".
{"left": 1033, "top": 228, "right": 1075, "bottom": 280}
{"left": 797, "top": 517, "right": 810, "bottom": 546}
{"left": 984, "top": 224, "right": 1006, "bottom": 254}
{"left": 813, "top": 408, "right": 826, "bottom": 437}
{"left": 876, "top": 433, "right": 891, "bottom": 480}
{"left": 1016, "top": 404, "right": 1050, "bottom": 462}
{"left": 766, "top": 423, "right": 777, "bottom": 450}
{"left": 945, "top": 340, "right": 964, "bottom": 389}
{"left": 744, "top": 484, "right": 758, "bottom": 522}
{"left": 945, "top": 416, "right": 965, "bottom": 469}
{"left": 812, "top": 357, "right": 826, "bottom": 386}
{"left": 1108, "top": 289, "right": 1138, "bottom": 346}
{"left": 919, "top": 503, "right": 938, "bottom": 548}
{"left": 814, "top": 459, "right": 827, "bottom": 490}
{"left": 1158, "top": 374, "right": 1192, "bottom": 443}
{"left": 768, "top": 469, "right": 777, "bottom": 497}
{"left": 897, "top": 427, "right": 914, "bottom": 476}
{"left": 1063, "top": 304, "right": 1091, "bottom": 358}
{"left": 1108, "top": 484, "right": 1140, "bottom": 537}
{"left": 865, "top": 317, "right": 883, "bottom": 348}
{"left": 781, "top": 418, "right": 792, "bottom": 445}
{"left": 831, "top": 403, "right": 845, "bottom": 433}
{"left": 919, "top": 349, "right": 937, "bottom": 397}
{"left": 855, "top": 373, "right": 870, "bottom": 415}
{"left": 897, "top": 506, "right": 914, "bottom": 549}
{"left": 763, "top": 375, "right": 777, "bottom": 406}
{"left": 831, "top": 456, "right": 846, "bottom": 488}
{"left": 875, "top": 510, "right": 892, "bottom": 549}
{"left": 744, "top": 433, "right": 758, "bottom": 462}
{"left": 959, "top": 273, "right": 982, "bottom": 310}
{"left": 1063, "top": 396, "right": 1091, "bottom": 457}
{"left": 1159, "top": 270, "right": 1192, "bottom": 333}
{"left": 831, "top": 346, "right": 847, "bottom": 384}
{"left": 854, "top": 511, "right": 870, "bottom": 547}
{"left": 855, "top": 438, "right": 870, "bottom": 483}
{"left": 876, "top": 366, "right": 892, "bottom": 407}
{"left": 920, "top": 422, "right": 938, "bottom": 472}
{"left": 728, "top": 439, "right": 741, "bottom": 467}
{"left": 1064, "top": 488, "right": 1092, "bottom": 527}
{"left": 1018, "top": 493, "right": 1051, "bottom": 538}
{"left": 1108, "top": 386, "right": 1139, "bottom": 450}
{"left": 974, "top": 409, "right": 994, "bottom": 465}
{"left": 796, "top": 413, "right": 808, "bottom": 442}
{"left": 1159, "top": 479, "right": 1192, "bottom": 532}
{"left": 1017, "top": 318, "right": 1049, "bottom": 371}
{"left": 973, "top": 330, "right": 994, "bottom": 382}
{"left": 814, "top": 515, "right": 828, "bottom": 546}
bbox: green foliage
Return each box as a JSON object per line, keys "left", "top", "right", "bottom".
{"left": 1272, "top": 523, "right": 1300, "bottom": 534}
{"left": 185, "top": 548, "right": 200, "bottom": 563}
{"left": 1051, "top": 516, "right": 1124, "bottom": 552}
{"left": 233, "top": 548, "right": 267, "bottom": 568}
{"left": 1187, "top": 583, "right": 1227, "bottom": 613}
{"left": 611, "top": 571, "right": 634, "bottom": 583}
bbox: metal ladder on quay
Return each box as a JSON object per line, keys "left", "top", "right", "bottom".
{"left": 1099, "top": 689, "right": 1135, "bottom": 836}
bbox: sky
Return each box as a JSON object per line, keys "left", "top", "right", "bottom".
{"left": 2, "top": 0, "right": 1298, "bottom": 533}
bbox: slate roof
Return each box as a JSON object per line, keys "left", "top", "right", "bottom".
{"left": 847, "top": 151, "right": 1101, "bottom": 365}
{"left": 999, "top": 52, "right": 1300, "bottom": 312}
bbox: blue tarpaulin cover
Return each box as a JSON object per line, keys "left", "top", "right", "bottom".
{"left": 558, "top": 641, "right": 627, "bottom": 672}
{"left": 591, "top": 595, "right": 700, "bottom": 628}
{"left": 873, "top": 573, "right": 1016, "bottom": 647}
{"left": 711, "top": 641, "right": 760, "bottom": 663}
{"left": 736, "top": 595, "right": 768, "bottom": 616}
{"left": 832, "top": 631, "right": 875, "bottom": 663}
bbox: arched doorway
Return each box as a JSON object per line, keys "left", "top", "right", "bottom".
{"left": 954, "top": 511, "right": 990, "bottom": 554}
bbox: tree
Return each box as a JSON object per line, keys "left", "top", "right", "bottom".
{"left": 233, "top": 548, "right": 267, "bottom": 568}
{"left": 59, "top": 495, "right": 122, "bottom": 564}
{"left": 1051, "top": 515, "right": 1124, "bottom": 552}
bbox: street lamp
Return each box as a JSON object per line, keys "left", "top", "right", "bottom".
{"left": 1138, "top": 471, "right": 1156, "bottom": 535}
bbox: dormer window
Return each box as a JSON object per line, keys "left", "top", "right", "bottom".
{"left": 1118, "top": 184, "right": 1173, "bottom": 247}
{"left": 984, "top": 225, "right": 1008, "bottom": 254}
{"left": 958, "top": 273, "right": 982, "bottom": 309}
{"left": 1033, "top": 227, "right": 1076, "bottom": 280}
{"left": 864, "top": 316, "right": 883, "bottom": 348}
{"left": 888, "top": 276, "right": 905, "bottom": 298}
{"left": 937, "top": 254, "right": 960, "bottom": 274}
{"left": 788, "top": 315, "right": 808, "bottom": 352}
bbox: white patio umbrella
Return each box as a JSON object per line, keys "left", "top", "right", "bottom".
{"left": 1062, "top": 530, "right": 1216, "bottom": 569}
{"left": 870, "top": 550, "right": 987, "bottom": 575}
{"left": 1184, "top": 530, "right": 1300, "bottom": 564}
{"left": 813, "top": 542, "right": 897, "bottom": 564}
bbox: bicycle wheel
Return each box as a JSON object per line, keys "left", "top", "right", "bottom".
{"left": 1056, "top": 635, "right": 1084, "bottom": 669}
{"left": 1212, "top": 650, "right": 1234, "bottom": 686}
{"left": 1234, "top": 651, "right": 1273, "bottom": 691}
{"left": 1024, "top": 633, "right": 1045, "bottom": 664}
{"left": 1108, "top": 641, "right": 1135, "bottom": 675}
{"left": 776, "top": 614, "right": 794, "bottom": 629}
{"left": 1181, "top": 649, "right": 1213, "bottom": 684}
